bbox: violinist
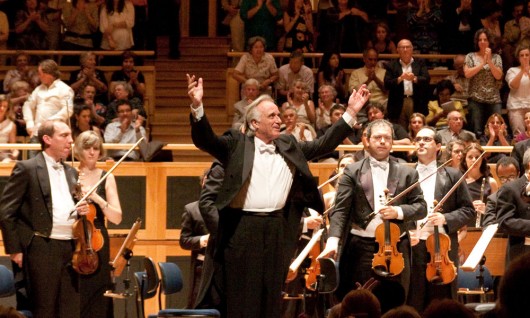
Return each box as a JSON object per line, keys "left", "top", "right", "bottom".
{"left": 75, "top": 130, "right": 122, "bottom": 318}
{"left": 319, "top": 119, "right": 427, "bottom": 301}
{"left": 407, "top": 127, "right": 475, "bottom": 313}
{"left": 0, "top": 120, "right": 89, "bottom": 318}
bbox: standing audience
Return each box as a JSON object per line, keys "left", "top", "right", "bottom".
{"left": 506, "top": 45, "right": 530, "bottom": 136}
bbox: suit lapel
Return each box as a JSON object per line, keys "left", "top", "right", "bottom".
{"left": 274, "top": 136, "right": 312, "bottom": 177}
{"left": 387, "top": 160, "right": 399, "bottom": 198}
{"left": 360, "top": 159, "right": 375, "bottom": 211}
{"left": 242, "top": 137, "right": 255, "bottom": 183}
{"left": 434, "top": 168, "right": 447, "bottom": 204}
{"left": 35, "top": 153, "right": 52, "bottom": 216}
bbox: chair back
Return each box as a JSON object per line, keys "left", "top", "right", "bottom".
{"left": 158, "top": 262, "right": 184, "bottom": 295}
{"left": 0, "top": 265, "right": 15, "bottom": 297}
{"left": 144, "top": 257, "right": 160, "bottom": 295}
{"left": 457, "top": 266, "right": 494, "bottom": 291}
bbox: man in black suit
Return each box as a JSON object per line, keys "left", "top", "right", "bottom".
{"left": 319, "top": 119, "right": 427, "bottom": 301}
{"left": 511, "top": 138, "right": 530, "bottom": 176}
{"left": 384, "top": 39, "right": 430, "bottom": 130}
{"left": 496, "top": 148, "right": 530, "bottom": 266}
{"left": 407, "top": 126, "right": 475, "bottom": 313}
{"left": 187, "top": 74, "right": 370, "bottom": 318}
{"left": 0, "top": 120, "right": 89, "bottom": 318}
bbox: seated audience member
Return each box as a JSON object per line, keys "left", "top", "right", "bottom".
{"left": 364, "top": 103, "right": 411, "bottom": 146}
{"left": 497, "top": 247, "right": 530, "bottom": 317}
{"left": 315, "top": 104, "right": 355, "bottom": 162}
{"left": 7, "top": 81, "right": 30, "bottom": 137}
{"left": 105, "top": 82, "right": 146, "bottom": 127}
{"left": 426, "top": 80, "right": 464, "bottom": 130}
{"left": 276, "top": 51, "right": 314, "bottom": 105}
{"left": 482, "top": 156, "right": 520, "bottom": 227}
{"left": 3, "top": 53, "right": 39, "bottom": 93}
{"left": 327, "top": 289, "right": 382, "bottom": 318}
{"left": 110, "top": 51, "right": 146, "bottom": 100}
{"left": 315, "top": 84, "right": 342, "bottom": 130}
{"left": 480, "top": 113, "right": 511, "bottom": 163}
{"left": 442, "top": 139, "right": 466, "bottom": 170}
{"left": 281, "top": 79, "right": 316, "bottom": 128}
{"left": 70, "top": 104, "right": 102, "bottom": 141}
{"left": 437, "top": 111, "right": 476, "bottom": 145}
{"left": 280, "top": 106, "right": 314, "bottom": 142}
{"left": 0, "top": 95, "right": 19, "bottom": 162}
{"left": 348, "top": 48, "right": 388, "bottom": 110}
{"left": 422, "top": 299, "right": 474, "bottom": 318}
{"left": 513, "top": 111, "right": 530, "bottom": 143}
{"left": 445, "top": 54, "right": 470, "bottom": 108}
{"left": 104, "top": 100, "right": 146, "bottom": 161}
{"left": 14, "top": 0, "right": 48, "bottom": 50}
{"left": 232, "top": 36, "right": 279, "bottom": 96}
{"left": 408, "top": 112, "right": 426, "bottom": 141}
{"left": 81, "top": 84, "right": 106, "bottom": 129}
{"left": 381, "top": 305, "right": 420, "bottom": 318}
{"left": 367, "top": 22, "right": 397, "bottom": 55}
{"left": 317, "top": 52, "right": 347, "bottom": 102}
{"left": 506, "top": 45, "right": 530, "bottom": 136}
{"left": 232, "top": 78, "right": 260, "bottom": 130}
{"left": 502, "top": 2, "right": 530, "bottom": 70}
{"left": 69, "top": 51, "right": 109, "bottom": 104}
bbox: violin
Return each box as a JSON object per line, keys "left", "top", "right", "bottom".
{"left": 304, "top": 213, "right": 327, "bottom": 291}
{"left": 72, "top": 182, "right": 101, "bottom": 275}
{"left": 372, "top": 189, "right": 404, "bottom": 277}
{"left": 425, "top": 201, "right": 456, "bottom": 285}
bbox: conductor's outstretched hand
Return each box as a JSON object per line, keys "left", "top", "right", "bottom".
{"left": 187, "top": 74, "right": 203, "bottom": 108}
{"left": 346, "top": 84, "right": 371, "bottom": 117}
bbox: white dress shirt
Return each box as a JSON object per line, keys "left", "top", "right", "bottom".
{"left": 416, "top": 160, "right": 446, "bottom": 240}
{"left": 400, "top": 58, "right": 414, "bottom": 96}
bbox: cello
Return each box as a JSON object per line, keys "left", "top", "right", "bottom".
{"left": 372, "top": 189, "right": 404, "bottom": 277}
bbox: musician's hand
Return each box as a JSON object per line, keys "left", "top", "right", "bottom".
{"left": 318, "top": 238, "right": 338, "bottom": 260}
{"left": 379, "top": 206, "right": 397, "bottom": 219}
{"left": 354, "top": 277, "right": 379, "bottom": 291}
{"left": 427, "top": 212, "right": 446, "bottom": 226}
{"left": 10, "top": 253, "right": 23, "bottom": 268}
{"left": 409, "top": 230, "right": 420, "bottom": 246}
{"left": 76, "top": 200, "right": 90, "bottom": 216}
{"left": 200, "top": 234, "right": 209, "bottom": 248}
{"left": 306, "top": 215, "right": 323, "bottom": 230}
{"left": 473, "top": 200, "right": 485, "bottom": 214}
{"left": 187, "top": 74, "right": 203, "bottom": 108}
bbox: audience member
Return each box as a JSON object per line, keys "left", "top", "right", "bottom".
{"left": 407, "top": 0, "right": 443, "bottom": 55}
{"left": 280, "top": 105, "right": 314, "bottom": 142}
{"left": 81, "top": 84, "right": 106, "bottom": 128}
{"left": 443, "top": 139, "right": 466, "bottom": 170}
{"left": 426, "top": 80, "right": 464, "bottom": 130}
{"left": 502, "top": 2, "right": 530, "bottom": 69}
{"left": 367, "top": 22, "right": 397, "bottom": 54}
{"left": 3, "top": 53, "right": 39, "bottom": 93}
{"left": 317, "top": 52, "right": 346, "bottom": 102}
{"left": 99, "top": 0, "right": 135, "bottom": 51}
{"left": 110, "top": 51, "right": 146, "bottom": 101}
{"left": 445, "top": 54, "right": 470, "bottom": 108}
{"left": 276, "top": 51, "right": 314, "bottom": 104}
{"left": 349, "top": 48, "right": 388, "bottom": 109}
{"left": 408, "top": 112, "right": 426, "bottom": 141}
{"left": 461, "top": 143, "right": 498, "bottom": 227}
{"left": 104, "top": 100, "right": 146, "bottom": 161}
{"left": 221, "top": 0, "right": 245, "bottom": 53}
{"left": 423, "top": 299, "right": 475, "bottom": 318}
{"left": 440, "top": 0, "right": 479, "bottom": 54}
{"left": 44, "top": 0, "right": 65, "bottom": 50}
{"left": 480, "top": 2, "right": 503, "bottom": 39}
{"left": 239, "top": 0, "right": 282, "bottom": 51}
{"left": 70, "top": 104, "right": 102, "bottom": 141}
{"left": 315, "top": 104, "right": 355, "bottom": 162}
{"left": 7, "top": 81, "right": 31, "bottom": 137}
{"left": 232, "top": 78, "right": 260, "bottom": 130}
{"left": 281, "top": 79, "right": 316, "bottom": 128}
{"left": 0, "top": 95, "right": 19, "bottom": 162}
{"left": 513, "top": 111, "right": 530, "bottom": 142}
{"left": 384, "top": 39, "right": 430, "bottom": 129}
{"left": 365, "top": 103, "right": 411, "bottom": 146}
{"left": 315, "top": 85, "right": 341, "bottom": 130}
{"left": 381, "top": 305, "right": 420, "bottom": 318}
{"left": 327, "top": 288, "right": 382, "bottom": 318}
{"left": 14, "top": 0, "right": 49, "bottom": 50}
{"left": 0, "top": 10, "right": 8, "bottom": 57}
{"left": 464, "top": 28, "right": 503, "bottom": 138}
{"left": 61, "top": 0, "right": 99, "bottom": 54}
{"left": 506, "top": 45, "right": 530, "bottom": 136}
{"left": 480, "top": 113, "right": 511, "bottom": 164}
{"left": 282, "top": 0, "right": 314, "bottom": 52}
{"left": 69, "top": 51, "right": 109, "bottom": 104}
{"left": 22, "top": 59, "right": 74, "bottom": 145}
{"left": 233, "top": 36, "right": 279, "bottom": 96}
{"left": 105, "top": 81, "right": 145, "bottom": 126}
{"left": 438, "top": 111, "right": 476, "bottom": 145}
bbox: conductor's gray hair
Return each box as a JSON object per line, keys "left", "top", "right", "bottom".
{"left": 243, "top": 94, "right": 275, "bottom": 137}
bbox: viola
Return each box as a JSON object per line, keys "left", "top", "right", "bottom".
{"left": 372, "top": 190, "right": 404, "bottom": 277}
{"left": 425, "top": 201, "right": 456, "bottom": 285}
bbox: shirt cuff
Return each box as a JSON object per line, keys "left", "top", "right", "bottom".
{"left": 342, "top": 112, "right": 357, "bottom": 127}
{"left": 302, "top": 218, "right": 308, "bottom": 233}
{"left": 396, "top": 207, "right": 404, "bottom": 220}
{"left": 326, "top": 237, "right": 340, "bottom": 249}
{"left": 190, "top": 103, "right": 204, "bottom": 121}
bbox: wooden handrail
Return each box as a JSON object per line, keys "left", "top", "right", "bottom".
{"left": 227, "top": 51, "right": 457, "bottom": 61}
{"left": 0, "top": 50, "right": 155, "bottom": 57}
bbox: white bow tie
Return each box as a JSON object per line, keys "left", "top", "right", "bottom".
{"left": 258, "top": 143, "right": 276, "bottom": 154}
{"left": 370, "top": 158, "right": 388, "bottom": 171}
{"left": 53, "top": 163, "right": 64, "bottom": 171}
{"left": 417, "top": 163, "right": 436, "bottom": 174}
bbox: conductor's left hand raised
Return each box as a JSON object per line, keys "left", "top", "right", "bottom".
{"left": 187, "top": 74, "right": 203, "bottom": 108}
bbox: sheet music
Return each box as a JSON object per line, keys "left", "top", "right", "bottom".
{"left": 461, "top": 224, "right": 499, "bottom": 271}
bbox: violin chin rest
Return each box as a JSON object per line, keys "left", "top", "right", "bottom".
{"left": 372, "top": 266, "right": 396, "bottom": 277}
{"left": 429, "top": 275, "right": 444, "bottom": 285}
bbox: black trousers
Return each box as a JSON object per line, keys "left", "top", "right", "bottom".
{"left": 26, "top": 236, "right": 79, "bottom": 318}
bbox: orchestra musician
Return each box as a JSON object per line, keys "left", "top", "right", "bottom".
{"left": 187, "top": 74, "right": 369, "bottom": 318}
{"left": 319, "top": 119, "right": 427, "bottom": 301}
{"left": 407, "top": 127, "right": 475, "bottom": 313}
{"left": 0, "top": 120, "right": 89, "bottom": 318}
{"left": 74, "top": 130, "right": 123, "bottom": 318}
{"left": 496, "top": 148, "right": 530, "bottom": 266}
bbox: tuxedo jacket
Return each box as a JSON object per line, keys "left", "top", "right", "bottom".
{"left": 496, "top": 176, "right": 530, "bottom": 263}
{"left": 383, "top": 58, "right": 431, "bottom": 120}
{"left": 180, "top": 201, "right": 209, "bottom": 254}
{"left": 511, "top": 138, "right": 530, "bottom": 176}
{"left": 0, "top": 152, "right": 78, "bottom": 255}
{"left": 328, "top": 156, "right": 427, "bottom": 255}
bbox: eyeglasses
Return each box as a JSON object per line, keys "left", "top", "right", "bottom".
{"left": 370, "top": 135, "right": 392, "bottom": 142}
{"left": 499, "top": 176, "right": 517, "bottom": 183}
{"left": 452, "top": 149, "right": 463, "bottom": 154}
{"left": 414, "top": 136, "right": 434, "bottom": 143}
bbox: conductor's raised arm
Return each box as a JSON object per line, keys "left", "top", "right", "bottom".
{"left": 187, "top": 74, "right": 203, "bottom": 109}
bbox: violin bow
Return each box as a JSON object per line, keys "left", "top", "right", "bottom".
{"left": 318, "top": 171, "right": 343, "bottom": 190}
{"left": 418, "top": 151, "right": 486, "bottom": 229}
{"left": 71, "top": 137, "right": 145, "bottom": 212}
